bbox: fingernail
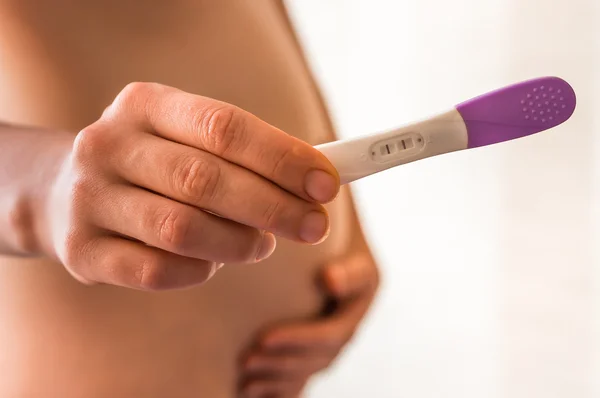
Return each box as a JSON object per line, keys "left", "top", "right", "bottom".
{"left": 256, "top": 232, "right": 277, "bottom": 262}
{"left": 299, "top": 211, "right": 329, "bottom": 244}
{"left": 217, "top": 262, "right": 225, "bottom": 270}
{"left": 207, "top": 262, "right": 219, "bottom": 280}
{"left": 305, "top": 169, "right": 338, "bottom": 203}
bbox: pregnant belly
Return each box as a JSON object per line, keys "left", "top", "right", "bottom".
{"left": 0, "top": 192, "right": 352, "bottom": 398}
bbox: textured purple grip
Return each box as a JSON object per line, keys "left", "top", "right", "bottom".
{"left": 456, "top": 77, "right": 576, "bottom": 148}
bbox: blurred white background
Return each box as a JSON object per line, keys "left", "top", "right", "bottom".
{"left": 285, "top": 0, "right": 600, "bottom": 397}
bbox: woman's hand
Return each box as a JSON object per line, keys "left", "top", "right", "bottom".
{"left": 43, "top": 82, "right": 340, "bottom": 290}
{"left": 240, "top": 250, "right": 380, "bottom": 398}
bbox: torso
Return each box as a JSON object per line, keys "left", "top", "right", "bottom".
{"left": 0, "top": 1, "right": 352, "bottom": 396}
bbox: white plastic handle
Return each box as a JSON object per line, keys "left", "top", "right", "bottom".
{"left": 315, "top": 109, "right": 469, "bottom": 185}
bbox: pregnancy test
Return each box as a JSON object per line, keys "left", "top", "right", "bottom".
{"left": 316, "top": 76, "right": 576, "bottom": 185}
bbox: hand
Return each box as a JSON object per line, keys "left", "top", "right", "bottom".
{"left": 45, "top": 82, "right": 340, "bottom": 290}
{"left": 240, "top": 250, "right": 380, "bottom": 398}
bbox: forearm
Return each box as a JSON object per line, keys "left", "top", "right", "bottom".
{"left": 0, "top": 122, "right": 73, "bottom": 256}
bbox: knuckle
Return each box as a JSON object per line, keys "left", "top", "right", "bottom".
{"left": 154, "top": 207, "right": 191, "bottom": 252}
{"left": 69, "top": 174, "right": 107, "bottom": 211}
{"left": 267, "top": 145, "right": 294, "bottom": 179}
{"left": 112, "top": 82, "right": 160, "bottom": 120}
{"left": 134, "top": 255, "right": 169, "bottom": 291}
{"left": 261, "top": 199, "right": 283, "bottom": 231}
{"left": 118, "top": 82, "right": 155, "bottom": 105}
{"left": 195, "top": 105, "right": 244, "bottom": 156}
{"left": 73, "top": 123, "right": 110, "bottom": 164}
{"left": 174, "top": 156, "right": 221, "bottom": 204}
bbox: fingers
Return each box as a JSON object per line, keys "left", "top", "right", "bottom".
{"left": 108, "top": 82, "right": 340, "bottom": 204}
{"left": 69, "top": 235, "right": 217, "bottom": 291}
{"left": 238, "top": 254, "right": 380, "bottom": 397}
{"left": 242, "top": 377, "right": 307, "bottom": 398}
{"left": 109, "top": 132, "right": 329, "bottom": 244}
{"left": 260, "top": 297, "right": 373, "bottom": 351}
{"left": 240, "top": 352, "right": 320, "bottom": 398}
{"left": 91, "top": 184, "right": 276, "bottom": 263}
{"left": 244, "top": 352, "right": 331, "bottom": 377}
{"left": 260, "top": 320, "right": 350, "bottom": 352}
{"left": 324, "top": 253, "right": 379, "bottom": 298}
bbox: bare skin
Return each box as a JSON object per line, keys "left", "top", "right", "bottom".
{"left": 0, "top": 1, "right": 379, "bottom": 397}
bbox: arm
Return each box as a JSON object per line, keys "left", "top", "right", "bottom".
{"left": 0, "top": 122, "right": 73, "bottom": 256}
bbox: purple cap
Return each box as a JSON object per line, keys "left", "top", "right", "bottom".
{"left": 456, "top": 76, "right": 576, "bottom": 148}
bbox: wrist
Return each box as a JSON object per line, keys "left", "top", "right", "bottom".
{"left": 28, "top": 132, "right": 75, "bottom": 258}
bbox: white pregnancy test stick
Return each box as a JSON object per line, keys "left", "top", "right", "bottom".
{"left": 315, "top": 76, "right": 576, "bottom": 185}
